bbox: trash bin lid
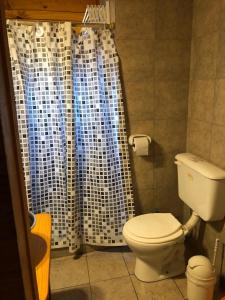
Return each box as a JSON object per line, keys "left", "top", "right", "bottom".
{"left": 187, "top": 256, "right": 215, "bottom": 279}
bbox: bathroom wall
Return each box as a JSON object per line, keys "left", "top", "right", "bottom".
{"left": 187, "top": 0, "right": 225, "bottom": 274}
{"left": 115, "top": 0, "right": 193, "bottom": 220}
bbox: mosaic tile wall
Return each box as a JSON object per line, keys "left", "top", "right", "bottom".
{"left": 7, "top": 21, "right": 134, "bottom": 251}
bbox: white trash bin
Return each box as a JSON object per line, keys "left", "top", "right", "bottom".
{"left": 186, "top": 256, "right": 216, "bottom": 300}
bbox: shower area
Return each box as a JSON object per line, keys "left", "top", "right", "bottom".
{"left": 6, "top": 0, "right": 192, "bottom": 255}
{"left": 7, "top": 8, "right": 135, "bottom": 253}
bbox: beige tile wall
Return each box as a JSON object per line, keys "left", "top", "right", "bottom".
{"left": 187, "top": 0, "right": 225, "bottom": 276}
{"left": 115, "top": 0, "right": 192, "bottom": 219}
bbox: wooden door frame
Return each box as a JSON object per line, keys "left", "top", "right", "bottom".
{"left": 0, "top": 5, "right": 38, "bottom": 300}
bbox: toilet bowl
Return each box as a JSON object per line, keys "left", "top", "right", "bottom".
{"left": 123, "top": 213, "right": 186, "bottom": 282}
{"left": 123, "top": 153, "right": 225, "bottom": 283}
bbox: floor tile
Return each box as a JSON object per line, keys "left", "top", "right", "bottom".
{"left": 87, "top": 251, "right": 129, "bottom": 283}
{"left": 51, "top": 284, "right": 91, "bottom": 300}
{"left": 122, "top": 252, "right": 135, "bottom": 274}
{"left": 91, "top": 276, "right": 138, "bottom": 300}
{"left": 51, "top": 248, "right": 71, "bottom": 259}
{"left": 174, "top": 275, "right": 187, "bottom": 299}
{"left": 174, "top": 275, "right": 225, "bottom": 300}
{"left": 131, "top": 275, "right": 184, "bottom": 300}
{"left": 50, "top": 255, "right": 89, "bottom": 290}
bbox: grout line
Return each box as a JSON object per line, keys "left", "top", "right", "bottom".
{"left": 121, "top": 251, "right": 133, "bottom": 275}
{"left": 51, "top": 254, "right": 74, "bottom": 260}
{"left": 85, "top": 254, "right": 93, "bottom": 300}
{"left": 121, "top": 252, "right": 138, "bottom": 299}
{"left": 173, "top": 279, "right": 186, "bottom": 300}
{"left": 208, "top": 78, "right": 218, "bottom": 161}
{"left": 85, "top": 254, "right": 91, "bottom": 284}
{"left": 51, "top": 281, "right": 90, "bottom": 292}
{"left": 129, "top": 275, "right": 139, "bottom": 300}
{"left": 90, "top": 274, "right": 132, "bottom": 285}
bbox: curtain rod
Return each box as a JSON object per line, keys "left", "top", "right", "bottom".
{"left": 8, "top": 19, "right": 114, "bottom": 29}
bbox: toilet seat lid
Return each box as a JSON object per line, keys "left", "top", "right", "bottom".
{"left": 124, "top": 213, "right": 182, "bottom": 239}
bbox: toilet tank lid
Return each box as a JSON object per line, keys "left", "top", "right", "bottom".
{"left": 175, "top": 153, "right": 225, "bottom": 180}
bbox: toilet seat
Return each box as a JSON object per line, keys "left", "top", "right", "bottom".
{"left": 123, "top": 213, "right": 184, "bottom": 244}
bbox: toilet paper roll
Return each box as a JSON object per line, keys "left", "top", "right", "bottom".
{"left": 133, "top": 136, "right": 149, "bottom": 156}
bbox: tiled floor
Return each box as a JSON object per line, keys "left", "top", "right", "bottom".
{"left": 50, "top": 250, "right": 187, "bottom": 300}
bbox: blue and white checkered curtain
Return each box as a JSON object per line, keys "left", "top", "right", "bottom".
{"left": 7, "top": 21, "right": 134, "bottom": 252}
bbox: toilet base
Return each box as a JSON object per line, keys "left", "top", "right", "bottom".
{"left": 134, "top": 241, "right": 185, "bottom": 282}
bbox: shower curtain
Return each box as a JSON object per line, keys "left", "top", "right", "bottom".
{"left": 7, "top": 21, "right": 134, "bottom": 252}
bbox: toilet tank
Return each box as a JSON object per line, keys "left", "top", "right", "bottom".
{"left": 175, "top": 153, "right": 225, "bottom": 221}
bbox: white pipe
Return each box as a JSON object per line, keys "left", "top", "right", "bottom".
{"left": 105, "top": 0, "right": 110, "bottom": 24}
{"left": 212, "top": 238, "right": 220, "bottom": 267}
{"left": 182, "top": 211, "right": 200, "bottom": 236}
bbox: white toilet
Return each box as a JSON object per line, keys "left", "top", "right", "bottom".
{"left": 123, "top": 153, "right": 225, "bottom": 282}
